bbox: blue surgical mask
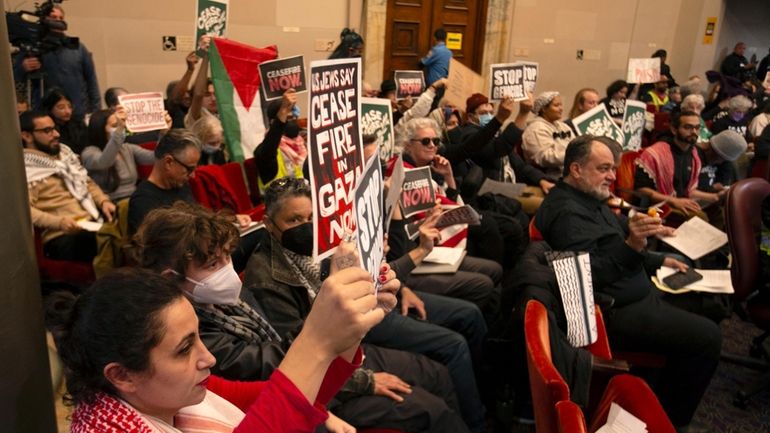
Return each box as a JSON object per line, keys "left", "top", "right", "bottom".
{"left": 478, "top": 113, "right": 494, "bottom": 127}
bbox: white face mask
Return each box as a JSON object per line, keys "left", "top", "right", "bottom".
{"left": 184, "top": 262, "right": 242, "bottom": 305}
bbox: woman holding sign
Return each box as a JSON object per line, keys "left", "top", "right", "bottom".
{"left": 81, "top": 107, "right": 170, "bottom": 201}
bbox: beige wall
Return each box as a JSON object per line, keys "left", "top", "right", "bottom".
{"left": 13, "top": 0, "right": 730, "bottom": 112}
{"left": 13, "top": 0, "right": 353, "bottom": 110}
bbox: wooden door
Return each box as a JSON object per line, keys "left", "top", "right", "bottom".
{"left": 383, "top": 0, "right": 487, "bottom": 81}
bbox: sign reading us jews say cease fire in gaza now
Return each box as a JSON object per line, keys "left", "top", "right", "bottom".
{"left": 307, "top": 58, "right": 364, "bottom": 261}
{"left": 258, "top": 55, "right": 307, "bottom": 101}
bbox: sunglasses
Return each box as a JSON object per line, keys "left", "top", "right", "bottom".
{"left": 411, "top": 137, "right": 441, "bottom": 146}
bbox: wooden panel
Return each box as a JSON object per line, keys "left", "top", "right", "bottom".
{"left": 391, "top": 21, "right": 421, "bottom": 56}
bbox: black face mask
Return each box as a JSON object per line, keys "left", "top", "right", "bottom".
{"left": 280, "top": 222, "right": 313, "bottom": 256}
{"left": 284, "top": 121, "right": 300, "bottom": 139}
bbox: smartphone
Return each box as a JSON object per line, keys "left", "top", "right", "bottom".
{"left": 662, "top": 268, "right": 703, "bottom": 290}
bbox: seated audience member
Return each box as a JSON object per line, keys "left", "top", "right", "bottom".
{"left": 42, "top": 87, "right": 88, "bottom": 154}
{"left": 328, "top": 28, "right": 364, "bottom": 59}
{"left": 127, "top": 129, "right": 255, "bottom": 271}
{"left": 697, "top": 130, "right": 747, "bottom": 193}
{"left": 635, "top": 111, "right": 720, "bottom": 215}
{"left": 380, "top": 79, "right": 415, "bottom": 126}
{"left": 46, "top": 266, "right": 393, "bottom": 433}
{"left": 192, "top": 114, "right": 228, "bottom": 166}
{"left": 243, "top": 178, "right": 472, "bottom": 433}
{"left": 565, "top": 88, "right": 600, "bottom": 134}
{"left": 534, "top": 135, "right": 721, "bottom": 430}
{"left": 185, "top": 36, "right": 219, "bottom": 129}
{"left": 103, "top": 87, "right": 127, "bottom": 109}
{"left": 711, "top": 94, "right": 753, "bottom": 138}
{"left": 253, "top": 89, "right": 305, "bottom": 192}
{"left": 389, "top": 118, "right": 503, "bottom": 319}
{"left": 600, "top": 80, "right": 629, "bottom": 121}
{"left": 640, "top": 77, "right": 670, "bottom": 112}
{"left": 81, "top": 107, "right": 165, "bottom": 202}
{"left": 661, "top": 86, "right": 682, "bottom": 112}
{"left": 392, "top": 78, "right": 448, "bottom": 157}
{"left": 445, "top": 93, "right": 553, "bottom": 214}
{"left": 22, "top": 110, "right": 116, "bottom": 262}
{"left": 167, "top": 52, "right": 199, "bottom": 128}
{"left": 680, "top": 94, "right": 712, "bottom": 143}
{"left": 521, "top": 91, "right": 574, "bottom": 178}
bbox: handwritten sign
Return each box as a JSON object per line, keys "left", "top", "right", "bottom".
{"left": 400, "top": 166, "right": 436, "bottom": 218}
{"left": 445, "top": 58, "right": 483, "bottom": 109}
{"left": 118, "top": 92, "right": 167, "bottom": 133}
{"left": 258, "top": 55, "right": 307, "bottom": 101}
{"left": 195, "top": 0, "right": 228, "bottom": 56}
{"left": 354, "top": 154, "right": 384, "bottom": 281}
{"left": 361, "top": 97, "right": 395, "bottom": 162}
{"left": 394, "top": 70, "right": 425, "bottom": 99}
{"left": 626, "top": 58, "right": 661, "bottom": 84}
{"left": 307, "top": 58, "right": 364, "bottom": 260}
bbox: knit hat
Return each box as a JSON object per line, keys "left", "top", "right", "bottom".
{"left": 533, "top": 91, "right": 560, "bottom": 115}
{"left": 466, "top": 93, "right": 489, "bottom": 115}
{"left": 710, "top": 130, "right": 747, "bottom": 161}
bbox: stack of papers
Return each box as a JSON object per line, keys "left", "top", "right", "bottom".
{"left": 596, "top": 403, "right": 647, "bottom": 433}
{"left": 658, "top": 216, "right": 727, "bottom": 260}
{"left": 412, "top": 247, "right": 466, "bottom": 274}
{"left": 77, "top": 220, "right": 103, "bottom": 232}
{"left": 653, "top": 266, "right": 734, "bottom": 294}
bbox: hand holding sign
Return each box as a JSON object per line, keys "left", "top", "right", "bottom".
{"left": 496, "top": 96, "right": 515, "bottom": 122}
{"left": 113, "top": 105, "right": 127, "bottom": 129}
{"left": 118, "top": 92, "right": 167, "bottom": 133}
{"left": 278, "top": 89, "right": 298, "bottom": 122}
{"left": 417, "top": 203, "right": 442, "bottom": 254}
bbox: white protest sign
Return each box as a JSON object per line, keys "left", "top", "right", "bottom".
{"left": 118, "top": 92, "right": 167, "bottom": 133}
{"left": 354, "top": 154, "right": 384, "bottom": 281}
{"left": 626, "top": 58, "right": 661, "bottom": 84}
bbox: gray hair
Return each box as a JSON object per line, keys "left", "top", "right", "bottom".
{"left": 681, "top": 94, "right": 705, "bottom": 113}
{"left": 562, "top": 135, "right": 620, "bottom": 178}
{"left": 679, "top": 78, "right": 703, "bottom": 99}
{"left": 263, "top": 177, "right": 311, "bottom": 219}
{"left": 154, "top": 129, "right": 201, "bottom": 159}
{"left": 191, "top": 115, "right": 223, "bottom": 142}
{"left": 401, "top": 117, "right": 441, "bottom": 149}
{"left": 728, "top": 95, "right": 753, "bottom": 114}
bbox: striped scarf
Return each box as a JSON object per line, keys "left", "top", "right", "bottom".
{"left": 195, "top": 300, "right": 283, "bottom": 344}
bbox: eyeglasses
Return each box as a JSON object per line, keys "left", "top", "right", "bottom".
{"left": 411, "top": 137, "right": 441, "bottom": 147}
{"left": 680, "top": 124, "right": 701, "bottom": 131}
{"left": 171, "top": 155, "right": 196, "bottom": 175}
{"left": 33, "top": 127, "right": 57, "bottom": 134}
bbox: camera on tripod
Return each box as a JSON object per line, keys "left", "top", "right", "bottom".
{"left": 6, "top": 0, "right": 79, "bottom": 57}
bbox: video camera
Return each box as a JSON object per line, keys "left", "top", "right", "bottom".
{"left": 6, "top": 0, "right": 79, "bottom": 57}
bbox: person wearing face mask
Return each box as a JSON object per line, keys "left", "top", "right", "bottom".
{"left": 244, "top": 177, "right": 473, "bottom": 433}
{"left": 81, "top": 107, "right": 170, "bottom": 202}
{"left": 192, "top": 115, "right": 228, "bottom": 166}
{"left": 521, "top": 91, "right": 574, "bottom": 178}
{"left": 710, "top": 94, "right": 753, "bottom": 140}
{"left": 253, "top": 89, "right": 307, "bottom": 193}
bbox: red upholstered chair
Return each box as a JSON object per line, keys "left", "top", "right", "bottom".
{"left": 242, "top": 158, "right": 262, "bottom": 206}
{"left": 614, "top": 150, "right": 641, "bottom": 204}
{"left": 34, "top": 230, "right": 95, "bottom": 287}
{"left": 748, "top": 157, "right": 768, "bottom": 179}
{"left": 555, "top": 400, "right": 588, "bottom": 433}
{"left": 136, "top": 141, "right": 157, "bottom": 180}
{"left": 724, "top": 177, "right": 770, "bottom": 406}
{"left": 189, "top": 163, "right": 265, "bottom": 221}
{"left": 588, "top": 375, "right": 676, "bottom": 433}
{"left": 525, "top": 300, "right": 571, "bottom": 433}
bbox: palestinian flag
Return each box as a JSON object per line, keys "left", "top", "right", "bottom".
{"left": 209, "top": 38, "right": 277, "bottom": 161}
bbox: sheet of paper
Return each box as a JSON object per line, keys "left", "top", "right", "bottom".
{"left": 654, "top": 267, "right": 734, "bottom": 294}
{"left": 596, "top": 402, "right": 647, "bottom": 433}
{"left": 422, "top": 246, "right": 465, "bottom": 265}
{"left": 658, "top": 216, "right": 727, "bottom": 260}
{"left": 238, "top": 221, "right": 264, "bottom": 237}
{"left": 477, "top": 178, "right": 527, "bottom": 199}
{"left": 77, "top": 220, "right": 103, "bottom": 232}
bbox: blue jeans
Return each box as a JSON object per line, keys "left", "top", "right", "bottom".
{"left": 364, "top": 291, "right": 488, "bottom": 433}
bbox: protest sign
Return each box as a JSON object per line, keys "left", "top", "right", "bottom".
{"left": 489, "top": 62, "right": 538, "bottom": 101}
{"left": 445, "top": 58, "right": 483, "bottom": 109}
{"left": 621, "top": 100, "right": 647, "bottom": 151}
{"left": 384, "top": 154, "right": 405, "bottom": 231}
{"left": 258, "top": 55, "right": 307, "bottom": 101}
{"left": 394, "top": 70, "right": 425, "bottom": 99}
{"left": 435, "top": 205, "right": 481, "bottom": 229}
{"left": 307, "top": 58, "right": 364, "bottom": 260}
{"left": 626, "top": 58, "right": 661, "bottom": 84}
{"left": 117, "top": 92, "right": 166, "bottom": 133}
{"left": 354, "top": 154, "right": 384, "bottom": 280}
{"left": 400, "top": 166, "right": 436, "bottom": 218}
{"left": 572, "top": 104, "right": 625, "bottom": 144}
{"left": 195, "top": 0, "right": 228, "bottom": 56}
{"left": 361, "top": 97, "right": 395, "bottom": 161}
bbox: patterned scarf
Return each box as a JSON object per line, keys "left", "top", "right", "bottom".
{"left": 636, "top": 141, "right": 701, "bottom": 197}
{"left": 194, "top": 300, "right": 283, "bottom": 344}
{"left": 24, "top": 144, "right": 100, "bottom": 220}
{"left": 279, "top": 135, "right": 308, "bottom": 168}
{"left": 282, "top": 247, "right": 322, "bottom": 300}
{"left": 71, "top": 392, "right": 245, "bottom": 433}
